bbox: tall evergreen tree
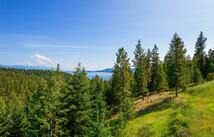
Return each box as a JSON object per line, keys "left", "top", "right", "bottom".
{"left": 192, "top": 63, "right": 203, "bottom": 83}
{"left": 186, "top": 55, "right": 194, "bottom": 84}
{"left": 25, "top": 79, "right": 50, "bottom": 136}
{"left": 207, "top": 49, "right": 214, "bottom": 73}
{"left": 104, "top": 79, "right": 113, "bottom": 108}
{"left": 132, "top": 40, "right": 147, "bottom": 98}
{"left": 150, "top": 44, "right": 160, "bottom": 92}
{"left": 46, "top": 72, "right": 65, "bottom": 137}
{"left": 111, "top": 48, "right": 133, "bottom": 118}
{"left": 193, "top": 32, "right": 207, "bottom": 78}
{"left": 156, "top": 62, "right": 168, "bottom": 91}
{"left": 149, "top": 45, "right": 168, "bottom": 92}
{"left": 146, "top": 49, "right": 152, "bottom": 92}
{"left": 164, "top": 33, "right": 187, "bottom": 97}
{"left": 0, "top": 96, "right": 28, "bottom": 137}
{"left": 59, "top": 63, "right": 92, "bottom": 136}
{"left": 207, "top": 49, "right": 214, "bottom": 80}
{"left": 90, "top": 75, "right": 110, "bottom": 137}
{"left": 110, "top": 48, "right": 133, "bottom": 137}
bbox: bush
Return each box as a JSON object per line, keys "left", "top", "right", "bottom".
{"left": 138, "top": 124, "right": 155, "bottom": 137}
{"left": 109, "top": 114, "right": 126, "bottom": 137}
{"left": 181, "top": 84, "right": 187, "bottom": 91}
{"left": 167, "top": 111, "right": 190, "bottom": 137}
{"left": 207, "top": 73, "right": 214, "bottom": 81}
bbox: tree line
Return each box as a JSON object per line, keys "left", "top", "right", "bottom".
{"left": 0, "top": 32, "right": 214, "bottom": 137}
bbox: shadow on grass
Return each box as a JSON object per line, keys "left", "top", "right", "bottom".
{"left": 136, "top": 96, "right": 175, "bottom": 117}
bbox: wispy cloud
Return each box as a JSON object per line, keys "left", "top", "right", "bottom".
{"left": 0, "top": 33, "right": 117, "bottom": 50}
{"left": 27, "top": 43, "right": 82, "bottom": 49}
{"left": 31, "top": 54, "right": 56, "bottom": 66}
{"left": 0, "top": 33, "right": 84, "bottom": 49}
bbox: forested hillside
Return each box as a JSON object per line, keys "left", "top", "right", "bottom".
{"left": 0, "top": 32, "right": 214, "bottom": 137}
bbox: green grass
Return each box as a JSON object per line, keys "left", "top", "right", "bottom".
{"left": 124, "top": 81, "right": 214, "bottom": 137}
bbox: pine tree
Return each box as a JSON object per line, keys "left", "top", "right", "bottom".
{"left": 207, "top": 49, "right": 214, "bottom": 73}
{"left": 104, "top": 79, "right": 113, "bottom": 109}
{"left": 110, "top": 48, "right": 133, "bottom": 137}
{"left": 59, "top": 63, "right": 92, "bottom": 136}
{"left": 149, "top": 45, "right": 168, "bottom": 92}
{"left": 90, "top": 75, "right": 110, "bottom": 137}
{"left": 46, "top": 72, "right": 65, "bottom": 137}
{"left": 132, "top": 40, "right": 148, "bottom": 98}
{"left": 146, "top": 49, "right": 152, "bottom": 92}
{"left": 193, "top": 63, "right": 203, "bottom": 83}
{"left": 150, "top": 44, "right": 160, "bottom": 92}
{"left": 164, "top": 33, "right": 187, "bottom": 97}
{"left": 0, "top": 97, "right": 7, "bottom": 135}
{"left": 186, "top": 55, "right": 194, "bottom": 84}
{"left": 111, "top": 47, "right": 133, "bottom": 118}
{"left": 193, "top": 32, "right": 207, "bottom": 79}
{"left": 0, "top": 96, "right": 28, "bottom": 137}
{"left": 25, "top": 78, "right": 50, "bottom": 136}
{"left": 207, "top": 49, "right": 214, "bottom": 80}
{"left": 156, "top": 62, "right": 168, "bottom": 91}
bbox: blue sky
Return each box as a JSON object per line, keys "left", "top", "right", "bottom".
{"left": 0, "top": 0, "right": 214, "bottom": 70}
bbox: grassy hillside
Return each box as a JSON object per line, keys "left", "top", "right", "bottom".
{"left": 124, "top": 81, "right": 214, "bottom": 137}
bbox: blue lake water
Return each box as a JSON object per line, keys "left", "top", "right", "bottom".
{"left": 87, "top": 72, "right": 112, "bottom": 80}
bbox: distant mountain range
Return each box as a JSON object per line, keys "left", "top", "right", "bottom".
{"left": 87, "top": 68, "right": 113, "bottom": 73}
{"left": 0, "top": 64, "right": 113, "bottom": 73}
{"left": 65, "top": 68, "right": 113, "bottom": 74}
{"left": 0, "top": 64, "right": 51, "bottom": 70}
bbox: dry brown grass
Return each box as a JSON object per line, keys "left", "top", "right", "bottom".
{"left": 134, "top": 92, "right": 174, "bottom": 113}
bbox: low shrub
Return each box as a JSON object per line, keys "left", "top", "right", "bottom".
{"left": 167, "top": 111, "right": 190, "bottom": 137}
{"left": 207, "top": 73, "right": 214, "bottom": 81}
{"left": 137, "top": 124, "right": 155, "bottom": 137}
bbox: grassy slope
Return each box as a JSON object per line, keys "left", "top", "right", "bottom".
{"left": 124, "top": 81, "right": 214, "bottom": 137}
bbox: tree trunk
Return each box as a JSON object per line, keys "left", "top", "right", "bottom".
{"left": 175, "top": 83, "right": 178, "bottom": 97}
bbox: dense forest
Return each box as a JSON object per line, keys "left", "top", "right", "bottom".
{"left": 0, "top": 32, "right": 214, "bottom": 137}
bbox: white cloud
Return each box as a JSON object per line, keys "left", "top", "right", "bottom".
{"left": 31, "top": 54, "right": 56, "bottom": 66}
